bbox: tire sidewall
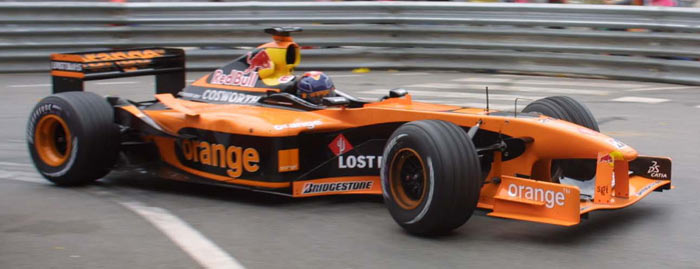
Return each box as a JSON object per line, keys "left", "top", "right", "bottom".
{"left": 27, "top": 96, "right": 84, "bottom": 178}
{"left": 381, "top": 125, "right": 438, "bottom": 226}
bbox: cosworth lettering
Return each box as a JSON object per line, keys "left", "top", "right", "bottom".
{"left": 302, "top": 181, "right": 373, "bottom": 194}
{"left": 507, "top": 183, "right": 565, "bottom": 209}
{"left": 201, "top": 89, "right": 261, "bottom": 104}
{"left": 338, "top": 155, "right": 383, "bottom": 169}
{"left": 180, "top": 139, "right": 260, "bottom": 178}
{"left": 210, "top": 69, "right": 258, "bottom": 87}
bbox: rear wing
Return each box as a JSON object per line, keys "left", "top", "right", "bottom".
{"left": 50, "top": 48, "right": 185, "bottom": 95}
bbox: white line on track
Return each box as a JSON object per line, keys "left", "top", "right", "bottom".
{"left": 696, "top": 105, "right": 700, "bottom": 108}
{"left": 0, "top": 169, "right": 45, "bottom": 184}
{"left": 390, "top": 72, "right": 431, "bottom": 76}
{"left": 626, "top": 86, "right": 697, "bottom": 92}
{"left": 94, "top": 81, "right": 138, "bottom": 85}
{"left": 414, "top": 100, "right": 514, "bottom": 111}
{"left": 0, "top": 170, "right": 245, "bottom": 268}
{"left": 406, "top": 82, "right": 609, "bottom": 95}
{"left": 359, "top": 89, "right": 543, "bottom": 101}
{"left": 7, "top": 84, "right": 51, "bottom": 88}
{"left": 0, "top": 161, "right": 32, "bottom": 167}
{"left": 451, "top": 77, "right": 649, "bottom": 88}
{"left": 330, "top": 74, "right": 364, "bottom": 78}
{"left": 611, "top": 96, "right": 669, "bottom": 104}
{"left": 120, "top": 201, "right": 245, "bottom": 269}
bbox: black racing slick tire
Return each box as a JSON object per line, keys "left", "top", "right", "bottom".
{"left": 27, "top": 92, "right": 119, "bottom": 186}
{"left": 381, "top": 120, "right": 481, "bottom": 236}
{"left": 522, "top": 96, "right": 599, "bottom": 181}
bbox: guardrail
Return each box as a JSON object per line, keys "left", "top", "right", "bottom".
{"left": 2, "top": 2, "right": 700, "bottom": 85}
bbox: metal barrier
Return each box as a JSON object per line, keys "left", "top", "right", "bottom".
{"left": 2, "top": 2, "right": 700, "bottom": 84}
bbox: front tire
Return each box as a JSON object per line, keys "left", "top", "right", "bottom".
{"left": 27, "top": 92, "right": 119, "bottom": 186}
{"left": 381, "top": 120, "right": 481, "bottom": 236}
{"left": 522, "top": 96, "right": 599, "bottom": 181}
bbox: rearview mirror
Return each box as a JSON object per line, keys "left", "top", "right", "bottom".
{"left": 389, "top": 88, "right": 408, "bottom": 98}
{"left": 322, "top": 96, "right": 350, "bottom": 106}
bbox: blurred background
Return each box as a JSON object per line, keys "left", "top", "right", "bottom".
{"left": 2, "top": 0, "right": 698, "bottom": 7}
{"left": 1, "top": 0, "right": 699, "bottom": 85}
{"left": 2, "top": 2, "right": 700, "bottom": 269}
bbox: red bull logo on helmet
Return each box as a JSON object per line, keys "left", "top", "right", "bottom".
{"left": 245, "top": 50, "right": 272, "bottom": 73}
{"left": 303, "top": 71, "right": 323, "bottom": 80}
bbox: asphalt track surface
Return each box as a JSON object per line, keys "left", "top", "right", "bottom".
{"left": 1, "top": 70, "right": 699, "bottom": 268}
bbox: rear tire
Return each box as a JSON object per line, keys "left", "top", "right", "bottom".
{"left": 522, "top": 96, "right": 599, "bottom": 181}
{"left": 381, "top": 120, "right": 481, "bottom": 236}
{"left": 27, "top": 92, "right": 119, "bottom": 186}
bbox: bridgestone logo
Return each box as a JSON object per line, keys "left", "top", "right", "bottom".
{"left": 27, "top": 103, "right": 61, "bottom": 144}
{"left": 302, "top": 181, "right": 373, "bottom": 194}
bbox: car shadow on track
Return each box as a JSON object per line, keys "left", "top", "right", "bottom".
{"left": 473, "top": 205, "right": 670, "bottom": 245}
{"left": 91, "top": 172, "right": 669, "bottom": 244}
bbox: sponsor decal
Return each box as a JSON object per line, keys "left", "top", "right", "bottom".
{"left": 507, "top": 183, "right": 566, "bottom": 209}
{"left": 210, "top": 69, "right": 259, "bottom": 88}
{"left": 647, "top": 161, "right": 668, "bottom": 179}
{"left": 201, "top": 89, "right": 261, "bottom": 104}
{"left": 301, "top": 181, "right": 373, "bottom": 195}
{"left": 180, "top": 92, "right": 201, "bottom": 99}
{"left": 51, "top": 61, "right": 83, "bottom": 72}
{"left": 179, "top": 139, "right": 260, "bottom": 178}
{"left": 278, "top": 75, "right": 295, "bottom": 84}
{"left": 578, "top": 127, "right": 598, "bottom": 136}
{"left": 279, "top": 164, "right": 298, "bottom": 172}
{"left": 596, "top": 185, "right": 610, "bottom": 197}
{"left": 607, "top": 138, "right": 627, "bottom": 149}
{"left": 328, "top": 134, "right": 353, "bottom": 156}
{"left": 537, "top": 117, "right": 554, "bottom": 124}
{"left": 635, "top": 180, "right": 663, "bottom": 196}
{"left": 27, "top": 103, "right": 62, "bottom": 144}
{"left": 277, "top": 148, "right": 299, "bottom": 172}
{"left": 273, "top": 120, "right": 322, "bottom": 131}
{"left": 82, "top": 59, "right": 153, "bottom": 72}
{"left": 80, "top": 49, "right": 165, "bottom": 62}
{"left": 599, "top": 151, "right": 623, "bottom": 167}
{"left": 300, "top": 89, "right": 331, "bottom": 100}
{"left": 245, "top": 50, "right": 272, "bottom": 73}
{"left": 338, "top": 155, "right": 383, "bottom": 169}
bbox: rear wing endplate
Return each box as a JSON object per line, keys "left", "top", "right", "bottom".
{"left": 50, "top": 48, "right": 185, "bottom": 95}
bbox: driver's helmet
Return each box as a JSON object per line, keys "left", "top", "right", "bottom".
{"left": 296, "top": 71, "right": 335, "bottom": 104}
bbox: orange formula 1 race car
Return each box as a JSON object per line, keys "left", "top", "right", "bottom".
{"left": 28, "top": 27, "right": 672, "bottom": 235}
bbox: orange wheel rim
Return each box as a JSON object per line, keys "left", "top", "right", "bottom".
{"left": 34, "top": 114, "right": 72, "bottom": 167}
{"left": 389, "top": 148, "right": 428, "bottom": 210}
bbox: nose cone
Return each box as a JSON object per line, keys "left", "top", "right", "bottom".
{"left": 611, "top": 139, "right": 638, "bottom": 161}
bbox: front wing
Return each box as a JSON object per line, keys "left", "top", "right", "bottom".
{"left": 486, "top": 155, "right": 672, "bottom": 226}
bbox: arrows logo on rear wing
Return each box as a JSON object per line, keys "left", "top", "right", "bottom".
{"left": 49, "top": 48, "right": 185, "bottom": 95}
